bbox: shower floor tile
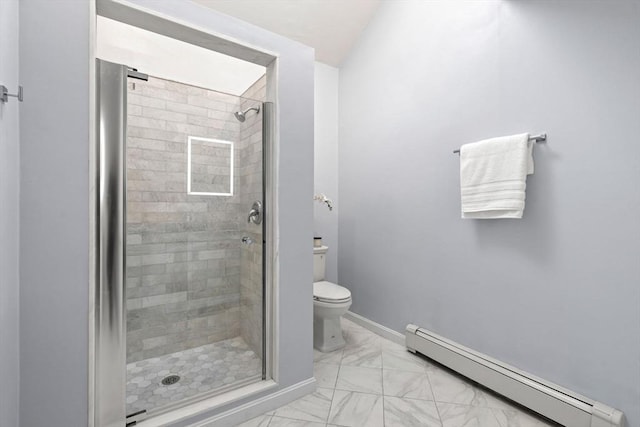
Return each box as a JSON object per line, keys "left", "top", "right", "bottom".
{"left": 126, "top": 336, "right": 261, "bottom": 415}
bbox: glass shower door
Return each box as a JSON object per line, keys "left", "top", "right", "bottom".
{"left": 122, "top": 73, "right": 267, "bottom": 418}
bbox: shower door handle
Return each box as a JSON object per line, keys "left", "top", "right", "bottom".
{"left": 247, "top": 201, "right": 263, "bottom": 225}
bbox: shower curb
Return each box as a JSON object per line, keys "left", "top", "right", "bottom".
{"left": 191, "top": 378, "right": 317, "bottom": 427}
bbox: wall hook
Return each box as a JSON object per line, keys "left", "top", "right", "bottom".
{"left": 1, "top": 85, "right": 23, "bottom": 103}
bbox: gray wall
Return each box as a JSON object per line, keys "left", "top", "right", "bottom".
{"left": 19, "top": 1, "right": 91, "bottom": 426}
{"left": 0, "top": 0, "right": 20, "bottom": 426}
{"left": 313, "top": 63, "right": 340, "bottom": 282}
{"left": 338, "top": 1, "right": 640, "bottom": 425}
{"left": 19, "top": 0, "right": 314, "bottom": 425}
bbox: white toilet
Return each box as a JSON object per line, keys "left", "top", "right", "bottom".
{"left": 313, "top": 246, "right": 352, "bottom": 352}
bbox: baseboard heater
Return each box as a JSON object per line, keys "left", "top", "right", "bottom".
{"left": 405, "top": 324, "right": 625, "bottom": 427}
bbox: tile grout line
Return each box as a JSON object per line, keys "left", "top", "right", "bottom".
{"left": 489, "top": 407, "right": 506, "bottom": 427}
{"left": 424, "top": 367, "right": 444, "bottom": 426}
{"left": 326, "top": 365, "right": 338, "bottom": 425}
{"left": 328, "top": 346, "right": 345, "bottom": 425}
{"left": 380, "top": 342, "right": 386, "bottom": 427}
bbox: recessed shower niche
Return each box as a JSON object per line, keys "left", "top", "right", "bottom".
{"left": 187, "top": 136, "right": 234, "bottom": 196}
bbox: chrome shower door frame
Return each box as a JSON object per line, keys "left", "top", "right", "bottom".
{"left": 93, "top": 58, "right": 127, "bottom": 427}
{"left": 92, "top": 59, "right": 276, "bottom": 427}
{"left": 262, "top": 101, "right": 275, "bottom": 382}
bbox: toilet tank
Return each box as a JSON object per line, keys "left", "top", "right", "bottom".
{"left": 313, "top": 246, "right": 328, "bottom": 282}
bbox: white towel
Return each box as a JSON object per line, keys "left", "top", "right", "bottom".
{"left": 460, "top": 133, "right": 534, "bottom": 219}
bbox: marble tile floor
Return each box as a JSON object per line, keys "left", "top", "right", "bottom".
{"left": 126, "top": 336, "right": 261, "bottom": 415}
{"left": 238, "top": 319, "right": 560, "bottom": 427}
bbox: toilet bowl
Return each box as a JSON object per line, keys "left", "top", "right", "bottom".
{"left": 313, "top": 246, "right": 352, "bottom": 352}
{"left": 313, "top": 281, "right": 351, "bottom": 352}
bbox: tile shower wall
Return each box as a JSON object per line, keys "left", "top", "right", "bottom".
{"left": 239, "top": 76, "right": 266, "bottom": 355}
{"left": 125, "top": 76, "right": 244, "bottom": 362}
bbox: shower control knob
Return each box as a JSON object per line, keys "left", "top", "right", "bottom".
{"left": 247, "top": 201, "right": 263, "bottom": 225}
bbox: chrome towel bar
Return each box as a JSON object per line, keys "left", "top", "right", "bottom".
{"left": 453, "top": 133, "right": 547, "bottom": 154}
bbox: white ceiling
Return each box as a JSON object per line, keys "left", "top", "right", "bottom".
{"left": 96, "top": 17, "right": 266, "bottom": 96}
{"left": 193, "top": 0, "right": 382, "bottom": 67}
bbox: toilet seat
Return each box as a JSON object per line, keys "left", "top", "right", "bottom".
{"left": 313, "top": 281, "right": 351, "bottom": 304}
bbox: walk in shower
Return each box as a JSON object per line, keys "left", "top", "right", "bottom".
{"left": 95, "top": 59, "right": 272, "bottom": 424}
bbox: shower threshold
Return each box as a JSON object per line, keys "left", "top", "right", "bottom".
{"left": 126, "top": 336, "right": 262, "bottom": 416}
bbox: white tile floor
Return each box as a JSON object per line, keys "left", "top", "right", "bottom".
{"left": 238, "top": 319, "right": 558, "bottom": 427}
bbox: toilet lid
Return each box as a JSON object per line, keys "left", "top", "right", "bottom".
{"left": 313, "top": 281, "right": 351, "bottom": 303}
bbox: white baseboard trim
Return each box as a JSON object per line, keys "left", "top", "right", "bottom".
{"left": 344, "top": 311, "right": 405, "bottom": 345}
{"left": 191, "top": 377, "right": 317, "bottom": 427}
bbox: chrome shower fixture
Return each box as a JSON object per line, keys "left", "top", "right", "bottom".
{"left": 234, "top": 106, "right": 261, "bottom": 122}
{"left": 314, "top": 193, "right": 333, "bottom": 211}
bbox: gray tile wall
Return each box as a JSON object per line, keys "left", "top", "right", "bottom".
{"left": 239, "top": 76, "right": 267, "bottom": 355}
{"left": 125, "top": 76, "right": 245, "bottom": 363}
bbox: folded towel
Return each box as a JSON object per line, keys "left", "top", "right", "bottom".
{"left": 460, "top": 133, "right": 533, "bottom": 219}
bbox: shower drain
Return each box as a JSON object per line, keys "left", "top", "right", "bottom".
{"left": 161, "top": 374, "right": 180, "bottom": 386}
